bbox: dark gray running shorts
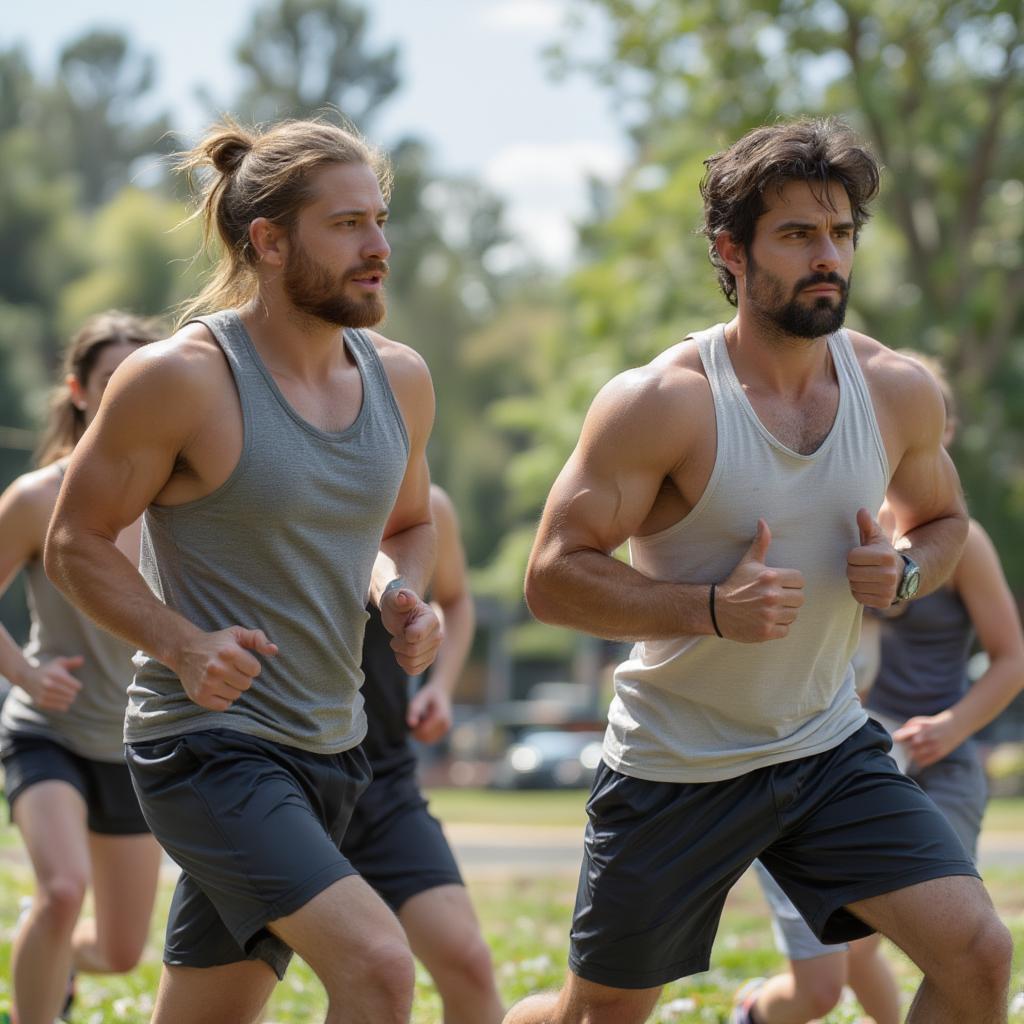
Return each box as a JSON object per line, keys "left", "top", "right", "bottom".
{"left": 126, "top": 729, "right": 371, "bottom": 979}
{"left": 1, "top": 731, "right": 149, "bottom": 835}
{"left": 341, "top": 761, "right": 463, "bottom": 912}
{"left": 569, "top": 719, "right": 979, "bottom": 989}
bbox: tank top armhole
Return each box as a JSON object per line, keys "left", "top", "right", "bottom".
{"left": 631, "top": 328, "right": 727, "bottom": 547}
{"left": 347, "top": 328, "right": 411, "bottom": 456}
{"left": 151, "top": 313, "right": 254, "bottom": 514}
{"left": 834, "top": 330, "right": 890, "bottom": 484}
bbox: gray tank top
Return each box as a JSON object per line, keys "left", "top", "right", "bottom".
{"left": 604, "top": 324, "right": 889, "bottom": 782}
{"left": 867, "top": 588, "right": 974, "bottom": 721}
{"left": 124, "top": 309, "right": 410, "bottom": 754}
{"left": 2, "top": 556, "right": 137, "bottom": 762}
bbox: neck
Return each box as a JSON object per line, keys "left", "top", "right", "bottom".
{"left": 238, "top": 293, "right": 351, "bottom": 380}
{"left": 726, "top": 312, "right": 835, "bottom": 395}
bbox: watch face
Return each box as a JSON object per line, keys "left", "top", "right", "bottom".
{"left": 900, "top": 557, "right": 921, "bottom": 600}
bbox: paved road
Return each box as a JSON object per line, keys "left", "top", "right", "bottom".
{"left": 446, "top": 823, "right": 1024, "bottom": 878}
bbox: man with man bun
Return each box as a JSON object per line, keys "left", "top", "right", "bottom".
{"left": 46, "top": 117, "right": 439, "bottom": 1024}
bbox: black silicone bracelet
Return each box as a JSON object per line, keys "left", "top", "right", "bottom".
{"left": 709, "top": 582, "right": 723, "bottom": 638}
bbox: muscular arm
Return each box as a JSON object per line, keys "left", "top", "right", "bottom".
{"left": 894, "top": 521, "right": 1024, "bottom": 767}
{"left": 864, "top": 345, "right": 969, "bottom": 601}
{"left": 44, "top": 342, "right": 208, "bottom": 669}
{"left": 369, "top": 336, "right": 441, "bottom": 674}
{"left": 525, "top": 366, "right": 717, "bottom": 641}
{"left": 44, "top": 334, "right": 275, "bottom": 710}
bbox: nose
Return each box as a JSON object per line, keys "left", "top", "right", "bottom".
{"left": 811, "top": 235, "right": 840, "bottom": 273}
{"left": 364, "top": 222, "right": 390, "bottom": 261}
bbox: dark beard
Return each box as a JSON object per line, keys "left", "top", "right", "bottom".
{"left": 746, "top": 254, "right": 850, "bottom": 339}
{"left": 283, "top": 242, "right": 387, "bottom": 329}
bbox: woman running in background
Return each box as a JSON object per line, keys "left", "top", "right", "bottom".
{"left": 0, "top": 312, "right": 163, "bottom": 1024}
{"left": 733, "top": 352, "right": 1024, "bottom": 1024}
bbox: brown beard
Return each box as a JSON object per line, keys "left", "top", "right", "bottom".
{"left": 745, "top": 253, "right": 850, "bottom": 340}
{"left": 283, "top": 240, "right": 388, "bottom": 329}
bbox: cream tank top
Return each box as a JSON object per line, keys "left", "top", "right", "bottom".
{"left": 604, "top": 324, "right": 889, "bottom": 782}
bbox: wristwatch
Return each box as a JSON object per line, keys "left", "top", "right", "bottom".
{"left": 892, "top": 553, "right": 921, "bottom": 605}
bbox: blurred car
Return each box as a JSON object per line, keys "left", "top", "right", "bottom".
{"left": 492, "top": 729, "right": 605, "bottom": 790}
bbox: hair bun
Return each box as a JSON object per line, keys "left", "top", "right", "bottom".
{"left": 207, "top": 130, "right": 254, "bottom": 174}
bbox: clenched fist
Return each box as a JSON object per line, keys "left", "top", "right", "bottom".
{"left": 715, "top": 519, "right": 805, "bottom": 642}
{"left": 380, "top": 586, "right": 443, "bottom": 676}
{"left": 175, "top": 626, "right": 278, "bottom": 711}
{"left": 22, "top": 655, "right": 84, "bottom": 712}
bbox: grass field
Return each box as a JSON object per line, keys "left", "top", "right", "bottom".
{"left": 0, "top": 792, "right": 1022, "bottom": 1022}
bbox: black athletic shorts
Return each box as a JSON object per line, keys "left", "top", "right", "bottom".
{"left": 569, "top": 718, "right": 979, "bottom": 989}
{"left": 127, "top": 729, "right": 371, "bottom": 979}
{"left": 1, "top": 731, "right": 149, "bottom": 835}
{"left": 341, "top": 760, "right": 463, "bottom": 912}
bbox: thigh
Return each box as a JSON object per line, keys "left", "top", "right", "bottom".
{"left": 89, "top": 831, "right": 163, "bottom": 954}
{"left": 268, "top": 873, "right": 409, "bottom": 991}
{"left": 763, "top": 720, "right": 978, "bottom": 946}
{"left": 555, "top": 971, "right": 662, "bottom": 1024}
{"left": 12, "top": 779, "right": 91, "bottom": 889}
{"left": 343, "top": 771, "right": 462, "bottom": 912}
{"left": 152, "top": 960, "right": 277, "bottom": 1024}
{"left": 399, "top": 884, "right": 485, "bottom": 968}
{"left": 847, "top": 874, "right": 997, "bottom": 976}
{"left": 128, "top": 731, "right": 364, "bottom": 975}
{"left": 569, "top": 762, "right": 778, "bottom": 989}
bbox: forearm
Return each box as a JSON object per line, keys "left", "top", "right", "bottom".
{"left": 900, "top": 511, "right": 969, "bottom": 596}
{"left": 45, "top": 528, "right": 200, "bottom": 671}
{"left": 0, "top": 623, "right": 34, "bottom": 688}
{"left": 526, "top": 548, "right": 715, "bottom": 642}
{"left": 371, "top": 522, "right": 437, "bottom": 605}
{"left": 946, "top": 656, "right": 1024, "bottom": 742}
{"left": 428, "top": 592, "right": 474, "bottom": 697}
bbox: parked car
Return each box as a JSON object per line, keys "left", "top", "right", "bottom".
{"left": 492, "top": 729, "right": 604, "bottom": 790}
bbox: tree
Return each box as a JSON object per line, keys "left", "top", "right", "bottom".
{"left": 232, "top": 0, "right": 399, "bottom": 126}
{"left": 48, "top": 30, "right": 174, "bottom": 208}
{"left": 493, "top": 0, "right": 1024, "bottom": 590}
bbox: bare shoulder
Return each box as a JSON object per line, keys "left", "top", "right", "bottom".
{"left": 583, "top": 336, "right": 711, "bottom": 458}
{"left": 0, "top": 463, "right": 63, "bottom": 537}
{"left": 848, "top": 330, "right": 946, "bottom": 438}
{"left": 364, "top": 330, "right": 434, "bottom": 436}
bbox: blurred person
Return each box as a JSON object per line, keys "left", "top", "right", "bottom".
{"left": 44, "top": 117, "right": 441, "bottom": 1024}
{"left": 504, "top": 118, "right": 1012, "bottom": 1024}
{"left": 342, "top": 483, "right": 504, "bottom": 1024}
{"left": 734, "top": 353, "right": 1024, "bottom": 1024}
{"left": 0, "top": 312, "right": 163, "bottom": 1024}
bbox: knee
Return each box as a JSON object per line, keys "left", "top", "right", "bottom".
{"left": 99, "top": 940, "right": 145, "bottom": 974}
{"left": 447, "top": 933, "right": 498, "bottom": 992}
{"left": 966, "top": 916, "right": 1014, "bottom": 993}
{"left": 799, "top": 974, "right": 845, "bottom": 1019}
{"left": 38, "top": 874, "right": 87, "bottom": 930}
{"left": 362, "top": 938, "right": 416, "bottom": 1008}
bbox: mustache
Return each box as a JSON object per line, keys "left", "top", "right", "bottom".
{"left": 346, "top": 260, "right": 390, "bottom": 280}
{"left": 794, "top": 271, "right": 848, "bottom": 295}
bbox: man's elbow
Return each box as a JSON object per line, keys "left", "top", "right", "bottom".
{"left": 43, "top": 519, "right": 73, "bottom": 593}
{"left": 524, "top": 559, "right": 562, "bottom": 626}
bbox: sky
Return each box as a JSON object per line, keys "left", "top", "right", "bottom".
{"left": 3, "top": 0, "right": 632, "bottom": 266}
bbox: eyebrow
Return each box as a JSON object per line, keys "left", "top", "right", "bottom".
{"left": 325, "top": 208, "right": 390, "bottom": 220}
{"left": 774, "top": 219, "right": 855, "bottom": 233}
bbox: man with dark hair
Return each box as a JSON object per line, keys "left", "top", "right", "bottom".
{"left": 504, "top": 118, "right": 1012, "bottom": 1024}
{"left": 45, "top": 117, "right": 440, "bottom": 1024}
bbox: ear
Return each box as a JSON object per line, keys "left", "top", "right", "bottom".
{"left": 67, "top": 374, "right": 87, "bottom": 411}
{"left": 715, "top": 231, "right": 746, "bottom": 281}
{"left": 249, "top": 217, "right": 289, "bottom": 266}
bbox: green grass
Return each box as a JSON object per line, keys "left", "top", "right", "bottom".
{"left": 1, "top": 796, "right": 1023, "bottom": 1022}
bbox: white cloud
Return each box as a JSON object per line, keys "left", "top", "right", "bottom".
{"left": 479, "top": 0, "right": 566, "bottom": 33}
{"left": 482, "top": 141, "right": 628, "bottom": 265}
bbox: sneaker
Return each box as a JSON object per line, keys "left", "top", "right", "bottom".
{"left": 730, "top": 977, "right": 767, "bottom": 1024}
{"left": 59, "top": 972, "right": 76, "bottom": 1022}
